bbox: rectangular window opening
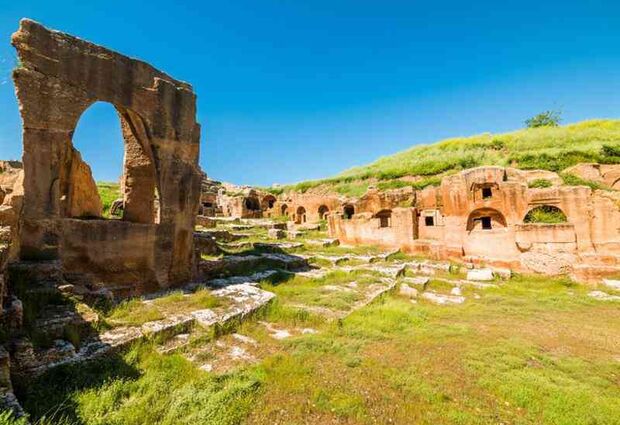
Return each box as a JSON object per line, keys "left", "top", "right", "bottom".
{"left": 481, "top": 216, "right": 492, "bottom": 230}
{"left": 425, "top": 216, "right": 435, "bottom": 226}
{"left": 482, "top": 187, "right": 493, "bottom": 199}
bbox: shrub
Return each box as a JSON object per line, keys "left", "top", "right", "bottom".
{"left": 524, "top": 205, "right": 567, "bottom": 224}
{"left": 528, "top": 179, "right": 553, "bottom": 189}
{"left": 376, "top": 180, "right": 411, "bottom": 191}
{"left": 525, "top": 110, "right": 561, "bottom": 128}
{"left": 601, "top": 144, "right": 620, "bottom": 158}
{"left": 490, "top": 139, "right": 505, "bottom": 150}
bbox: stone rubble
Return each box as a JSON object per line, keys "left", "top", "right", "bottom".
{"left": 588, "top": 291, "right": 620, "bottom": 301}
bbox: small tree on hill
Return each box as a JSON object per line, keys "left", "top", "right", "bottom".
{"left": 525, "top": 110, "right": 562, "bottom": 128}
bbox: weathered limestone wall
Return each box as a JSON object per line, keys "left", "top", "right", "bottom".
{"left": 329, "top": 208, "right": 416, "bottom": 251}
{"left": 59, "top": 220, "right": 161, "bottom": 296}
{"left": 12, "top": 19, "right": 202, "bottom": 291}
{"left": 0, "top": 162, "right": 24, "bottom": 303}
{"left": 355, "top": 187, "right": 415, "bottom": 214}
{"left": 329, "top": 165, "right": 620, "bottom": 281}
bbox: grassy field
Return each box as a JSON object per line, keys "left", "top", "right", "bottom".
{"left": 5, "top": 222, "right": 620, "bottom": 425}
{"left": 272, "top": 119, "right": 620, "bottom": 196}
{"left": 8, "top": 273, "right": 619, "bottom": 425}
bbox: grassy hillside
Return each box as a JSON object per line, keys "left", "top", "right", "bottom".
{"left": 96, "top": 182, "right": 120, "bottom": 217}
{"left": 274, "top": 119, "right": 620, "bottom": 197}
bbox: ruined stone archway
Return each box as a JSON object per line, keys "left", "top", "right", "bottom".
{"left": 281, "top": 204, "right": 288, "bottom": 217}
{"left": 262, "top": 195, "right": 277, "bottom": 210}
{"left": 244, "top": 197, "right": 261, "bottom": 211}
{"left": 296, "top": 206, "right": 307, "bottom": 224}
{"left": 70, "top": 101, "right": 161, "bottom": 224}
{"left": 12, "top": 19, "right": 202, "bottom": 292}
{"left": 466, "top": 208, "right": 506, "bottom": 231}
{"left": 343, "top": 205, "right": 355, "bottom": 220}
{"left": 318, "top": 205, "right": 329, "bottom": 220}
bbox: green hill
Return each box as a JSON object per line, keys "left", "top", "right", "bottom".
{"left": 275, "top": 119, "right": 620, "bottom": 197}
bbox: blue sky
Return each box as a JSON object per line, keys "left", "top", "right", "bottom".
{"left": 0, "top": 1, "right": 619, "bottom": 185}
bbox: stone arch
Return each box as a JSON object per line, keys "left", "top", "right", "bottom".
{"left": 262, "top": 194, "right": 277, "bottom": 210}
{"left": 281, "top": 204, "right": 288, "bottom": 217}
{"left": 523, "top": 205, "right": 567, "bottom": 223}
{"left": 244, "top": 197, "right": 260, "bottom": 211}
{"left": 296, "top": 206, "right": 307, "bottom": 224}
{"left": 318, "top": 205, "right": 329, "bottom": 220}
{"left": 466, "top": 208, "right": 507, "bottom": 231}
{"left": 343, "top": 204, "right": 355, "bottom": 219}
{"left": 70, "top": 101, "right": 161, "bottom": 224}
{"left": 12, "top": 19, "right": 201, "bottom": 289}
{"left": 374, "top": 209, "right": 392, "bottom": 228}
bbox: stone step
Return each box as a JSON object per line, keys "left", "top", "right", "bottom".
{"left": 12, "top": 283, "right": 276, "bottom": 379}
{"left": 8, "top": 261, "right": 64, "bottom": 288}
{"left": 199, "top": 253, "right": 307, "bottom": 280}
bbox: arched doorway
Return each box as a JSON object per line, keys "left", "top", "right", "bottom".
{"left": 524, "top": 205, "right": 567, "bottom": 224}
{"left": 318, "top": 205, "right": 329, "bottom": 220}
{"left": 343, "top": 205, "right": 355, "bottom": 220}
{"left": 281, "top": 204, "right": 289, "bottom": 217}
{"left": 296, "top": 206, "right": 307, "bottom": 224}
{"left": 466, "top": 208, "right": 507, "bottom": 231}
{"left": 244, "top": 197, "right": 260, "bottom": 211}
{"left": 262, "top": 195, "right": 277, "bottom": 210}
{"left": 71, "top": 102, "right": 160, "bottom": 224}
{"left": 374, "top": 209, "right": 392, "bottom": 228}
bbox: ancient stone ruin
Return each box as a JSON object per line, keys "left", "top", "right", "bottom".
{"left": 0, "top": 17, "right": 618, "bottom": 424}
{"left": 12, "top": 19, "right": 202, "bottom": 295}
{"left": 0, "top": 20, "right": 206, "bottom": 414}
{"left": 328, "top": 166, "right": 620, "bottom": 282}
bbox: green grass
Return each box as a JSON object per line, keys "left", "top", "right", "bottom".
{"left": 106, "top": 299, "right": 164, "bottom": 327}
{"left": 260, "top": 269, "right": 379, "bottom": 312}
{"left": 528, "top": 178, "right": 553, "bottom": 188}
{"left": 106, "top": 289, "right": 220, "bottom": 327}
{"left": 12, "top": 272, "right": 620, "bottom": 425}
{"left": 96, "top": 182, "right": 121, "bottom": 217}
{"left": 560, "top": 172, "right": 610, "bottom": 190}
{"left": 14, "top": 344, "right": 261, "bottom": 425}
{"left": 277, "top": 119, "right": 620, "bottom": 194}
{"left": 10, "top": 226, "right": 620, "bottom": 425}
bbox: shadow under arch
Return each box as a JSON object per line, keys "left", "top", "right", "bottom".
{"left": 318, "top": 205, "right": 329, "bottom": 220}
{"left": 466, "top": 207, "right": 507, "bottom": 231}
{"left": 296, "top": 206, "right": 307, "bottom": 224}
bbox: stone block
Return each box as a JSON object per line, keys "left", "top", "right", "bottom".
{"left": 466, "top": 268, "right": 494, "bottom": 281}
{"left": 268, "top": 228, "right": 286, "bottom": 239}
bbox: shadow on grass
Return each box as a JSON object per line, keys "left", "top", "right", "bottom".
{"left": 14, "top": 352, "right": 139, "bottom": 424}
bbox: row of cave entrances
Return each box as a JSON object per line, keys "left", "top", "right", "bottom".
{"left": 245, "top": 194, "right": 568, "bottom": 230}
{"left": 244, "top": 195, "right": 357, "bottom": 225}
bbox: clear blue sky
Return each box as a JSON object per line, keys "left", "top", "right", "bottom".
{"left": 0, "top": 1, "right": 619, "bottom": 185}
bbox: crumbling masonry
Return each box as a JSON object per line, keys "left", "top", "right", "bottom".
{"left": 12, "top": 19, "right": 202, "bottom": 294}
